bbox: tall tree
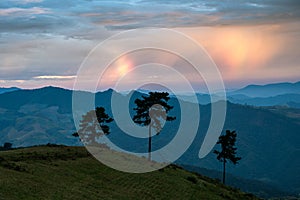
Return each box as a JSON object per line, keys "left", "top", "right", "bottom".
{"left": 213, "top": 130, "right": 241, "bottom": 184}
{"left": 133, "top": 92, "right": 175, "bottom": 161}
{"left": 78, "top": 107, "right": 113, "bottom": 146}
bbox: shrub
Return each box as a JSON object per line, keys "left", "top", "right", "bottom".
{"left": 187, "top": 176, "right": 198, "bottom": 184}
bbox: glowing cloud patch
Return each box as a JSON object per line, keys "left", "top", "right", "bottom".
{"left": 0, "top": 7, "right": 50, "bottom": 16}
{"left": 180, "top": 26, "right": 282, "bottom": 81}
{"left": 34, "top": 75, "right": 77, "bottom": 80}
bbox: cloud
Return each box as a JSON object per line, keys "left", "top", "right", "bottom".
{"left": 34, "top": 75, "right": 76, "bottom": 80}
{"left": 1, "top": 0, "right": 300, "bottom": 31}
{"left": 1, "top": 0, "right": 300, "bottom": 38}
{"left": 0, "top": 34, "right": 95, "bottom": 81}
{"left": 0, "top": 7, "right": 50, "bottom": 16}
{"left": 0, "top": 79, "right": 25, "bottom": 84}
{"left": 178, "top": 22, "right": 300, "bottom": 86}
{"left": 75, "top": 0, "right": 300, "bottom": 29}
{"left": 9, "top": 0, "right": 43, "bottom": 4}
{"left": 0, "top": 0, "right": 299, "bottom": 89}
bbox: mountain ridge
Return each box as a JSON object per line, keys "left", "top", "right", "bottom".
{"left": 230, "top": 81, "right": 300, "bottom": 97}
{"left": 0, "top": 87, "right": 20, "bottom": 94}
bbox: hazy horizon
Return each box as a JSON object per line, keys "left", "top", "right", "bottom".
{"left": 1, "top": 79, "right": 299, "bottom": 94}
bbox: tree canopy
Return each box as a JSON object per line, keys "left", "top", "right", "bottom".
{"left": 78, "top": 107, "right": 113, "bottom": 146}
{"left": 133, "top": 92, "right": 175, "bottom": 134}
{"left": 133, "top": 92, "right": 175, "bottom": 160}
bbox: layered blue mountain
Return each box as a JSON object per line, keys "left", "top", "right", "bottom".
{"left": 228, "top": 93, "right": 300, "bottom": 107}
{"left": 229, "top": 81, "right": 300, "bottom": 97}
{"left": 176, "top": 81, "right": 300, "bottom": 108}
{"left": 0, "top": 86, "right": 299, "bottom": 197}
{"left": 227, "top": 81, "right": 300, "bottom": 107}
{"left": 0, "top": 87, "right": 20, "bottom": 94}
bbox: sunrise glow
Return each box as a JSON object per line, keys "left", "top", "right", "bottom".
{"left": 117, "top": 63, "right": 130, "bottom": 77}
{"left": 115, "top": 57, "right": 132, "bottom": 78}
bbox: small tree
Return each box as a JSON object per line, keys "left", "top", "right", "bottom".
{"left": 72, "top": 132, "right": 81, "bottom": 143}
{"left": 213, "top": 130, "right": 241, "bottom": 184}
{"left": 78, "top": 107, "right": 113, "bottom": 146}
{"left": 3, "top": 142, "right": 12, "bottom": 150}
{"left": 72, "top": 132, "right": 79, "bottom": 137}
{"left": 133, "top": 92, "right": 175, "bottom": 161}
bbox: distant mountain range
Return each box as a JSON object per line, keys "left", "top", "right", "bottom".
{"left": 175, "top": 92, "right": 300, "bottom": 108}
{"left": 2, "top": 81, "right": 300, "bottom": 107}
{"left": 230, "top": 81, "right": 300, "bottom": 97}
{"left": 0, "top": 87, "right": 20, "bottom": 94}
{"left": 227, "top": 81, "right": 300, "bottom": 108}
{"left": 172, "top": 81, "right": 300, "bottom": 108}
{"left": 228, "top": 93, "right": 300, "bottom": 108}
{"left": 0, "top": 82, "right": 299, "bottom": 198}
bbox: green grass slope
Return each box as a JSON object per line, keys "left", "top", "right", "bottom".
{"left": 0, "top": 146, "right": 259, "bottom": 200}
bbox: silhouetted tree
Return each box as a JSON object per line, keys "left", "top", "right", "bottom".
{"left": 214, "top": 130, "right": 241, "bottom": 184}
{"left": 72, "top": 132, "right": 81, "bottom": 143}
{"left": 72, "top": 132, "right": 79, "bottom": 137}
{"left": 3, "top": 142, "right": 12, "bottom": 150}
{"left": 133, "top": 92, "right": 175, "bottom": 161}
{"left": 78, "top": 107, "right": 113, "bottom": 146}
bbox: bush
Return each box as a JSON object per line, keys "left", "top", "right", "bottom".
{"left": 187, "top": 176, "right": 198, "bottom": 184}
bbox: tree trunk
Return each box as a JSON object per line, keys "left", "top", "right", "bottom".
{"left": 223, "top": 159, "right": 226, "bottom": 184}
{"left": 148, "top": 123, "right": 152, "bottom": 161}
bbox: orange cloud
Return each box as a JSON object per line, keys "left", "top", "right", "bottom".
{"left": 98, "top": 55, "right": 134, "bottom": 88}
{"left": 179, "top": 26, "right": 283, "bottom": 81}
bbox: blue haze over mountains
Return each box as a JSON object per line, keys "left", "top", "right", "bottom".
{"left": 174, "top": 81, "right": 300, "bottom": 108}
{"left": 0, "top": 81, "right": 299, "bottom": 198}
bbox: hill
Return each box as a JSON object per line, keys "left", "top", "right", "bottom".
{"left": 177, "top": 102, "right": 300, "bottom": 196}
{"left": 228, "top": 93, "right": 300, "bottom": 107}
{"left": 171, "top": 81, "right": 300, "bottom": 108}
{"left": 0, "top": 146, "right": 259, "bottom": 200}
{"left": 0, "top": 87, "right": 112, "bottom": 147}
{"left": 179, "top": 164, "right": 290, "bottom": 199}
{"left": 230, "top": 81, "right": 300, "bottom": 97}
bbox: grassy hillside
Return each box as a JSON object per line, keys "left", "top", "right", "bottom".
{"left": 0, "top": 146, "right": 259, "bottom": 200}
{"left": 179, "top": 164, "right": 291, "bottom": 199}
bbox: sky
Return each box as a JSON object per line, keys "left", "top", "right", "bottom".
{"left": 0, "top": 0, "right": 300, "bottom": 91}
